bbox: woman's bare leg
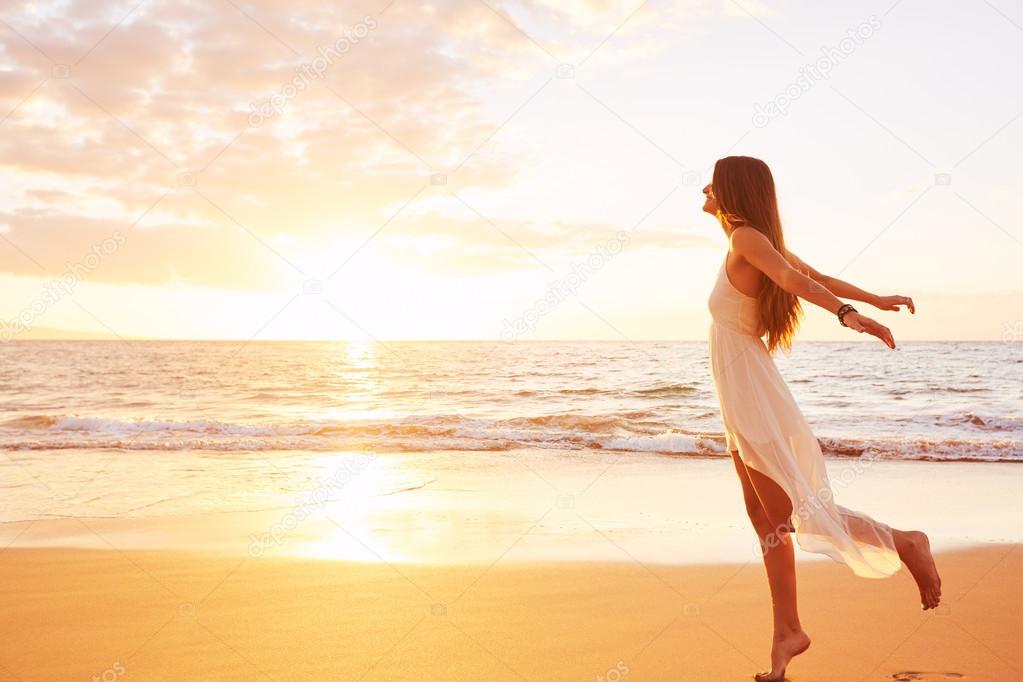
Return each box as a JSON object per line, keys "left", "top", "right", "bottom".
{"left": 731, "top": 450, "right": 811, "bottom": 682}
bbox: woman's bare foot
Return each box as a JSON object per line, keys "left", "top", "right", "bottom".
{"left": 753, "top": 629, "right": 811, "bottom": 681}
{"left": 895, "top": 529, "right": 942, "bottom": 609}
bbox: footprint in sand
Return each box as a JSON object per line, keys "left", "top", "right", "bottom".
{"left": 891, "top": 673, "right": 964, "bottom": 681}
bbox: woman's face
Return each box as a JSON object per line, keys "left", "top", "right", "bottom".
{"left": 702, "top": 183, "right": 719, "bottom": 215}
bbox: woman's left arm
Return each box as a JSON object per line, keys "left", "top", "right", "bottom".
{"left": 788, "top": 252, "right": 915, "bottom": 314}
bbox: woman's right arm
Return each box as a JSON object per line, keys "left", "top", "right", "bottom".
{"left": 730, "top": 227, "right": 896, "bottom": 349}
{"left": 731, "top": 227, "right": 850, "bottom": 315}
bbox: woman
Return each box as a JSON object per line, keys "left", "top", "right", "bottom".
{"left": 703, "top": 156, "right": 941, "bottom": 681}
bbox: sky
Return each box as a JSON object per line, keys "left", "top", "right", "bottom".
{"left": 1, "top": 0, "right": 1021, "bottom": 342}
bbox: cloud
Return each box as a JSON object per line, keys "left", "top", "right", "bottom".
{"left": 0, "top": 0, "right": 741, "bottom": 294}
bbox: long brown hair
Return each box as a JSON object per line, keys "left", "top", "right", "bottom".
{"left": 712, "top": 155, "right": 802, "bottom": 354}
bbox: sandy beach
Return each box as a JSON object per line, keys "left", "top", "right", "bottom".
{"left": 3, "top": 452, "right": 1022, "bottom": 680}
{"left": 0, "top": 544, "right": 1018, "bottom": 681}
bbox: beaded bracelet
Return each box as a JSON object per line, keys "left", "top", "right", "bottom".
{"left": 837, "top": 303, "right": 857, "bottom": 327}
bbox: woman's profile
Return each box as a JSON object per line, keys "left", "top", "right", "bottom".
{"left": 703, "top": 156, "right": 942, "bottom": 681}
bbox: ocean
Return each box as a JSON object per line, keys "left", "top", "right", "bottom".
{"left": 1, "top": 340, "right": 1019, "bottom": 461}
{"left": 2, "top": 339, "right": 1020, "bottom": 545}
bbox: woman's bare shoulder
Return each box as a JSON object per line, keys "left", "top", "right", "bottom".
{"left": 728, "top": 225, "right": 769, "bottom": 253}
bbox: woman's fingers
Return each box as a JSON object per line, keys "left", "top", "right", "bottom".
{"left": 883, "top": 325, "right": 896, "bottom": 349}
{"left": 873, "top": 321, "right": 896, "bottom": 349}
{"left": 892, "top": 295, "right": 915, "bottom": 313}
{"left": 847, "top": 313, "right": 895, "bottom": 348}
{"left": 880, "top": 295, "right": 915, "bottom": 314}
{"left": 860, "top": 316, "right": 895, "bottom": 349}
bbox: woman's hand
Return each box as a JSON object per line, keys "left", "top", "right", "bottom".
{"left": 844, "top": 311, "right": 896, "bottom": 349}
{"left": 873, "top": 294, "right": 915, "bottom": 314}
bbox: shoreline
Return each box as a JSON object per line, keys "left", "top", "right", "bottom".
{"left": 4, "top": 454, "right": 1022, "bottom": 566}
{"left": 1, "top": 545, "right": 1018, "bottom": 680}
{"left": 1, "top": 511, "right": 1017, "bottom": 568}
{"left": 4, "top": 454, "right": 1021, "bottom": 565}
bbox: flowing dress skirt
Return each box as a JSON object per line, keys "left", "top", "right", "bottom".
{"left": 708, "top": 260, "right": 902, "bottom": 578}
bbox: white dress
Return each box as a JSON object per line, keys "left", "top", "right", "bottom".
{"left": 708, "top": 255, "right": 902, "bottom": 578}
